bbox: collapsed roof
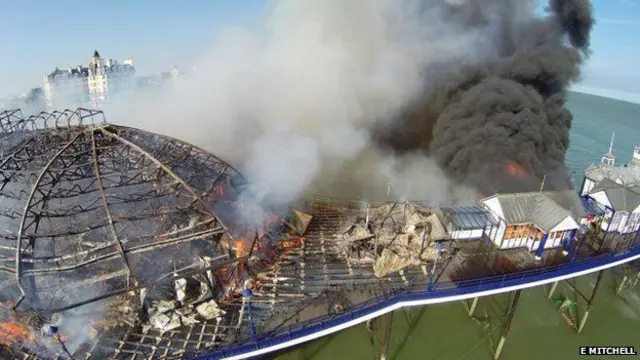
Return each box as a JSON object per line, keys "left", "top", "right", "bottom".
{"left": 335, "top": 202, "right": 447, "bottom": 278}
{"left": 0, "top": 108, "right": 255, "bottom": 313}
{"left": 0, "top": 108, "right": 302, "bottom": 357}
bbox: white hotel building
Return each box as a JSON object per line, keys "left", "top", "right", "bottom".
{"left": 43, "top": 50, "right": 136, "bottom": 109}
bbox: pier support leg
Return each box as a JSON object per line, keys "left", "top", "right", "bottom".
{"left": 548, "top": 281, "right": 559, "bottom": 300}
{"left": 617, "top": 275, "right": 629, "bottom": 295}
{"left": 577, "top": 311, "right": 590, "bottom": 334}
{"left": 578, "top": 270, "right": 604, "bottom": 334}
{"left": 366, "top": 319, "right": 375, "bottom": 345}
{"left": 616, "top": 262, "right": 640, "bottom": 294}
{"left": 469, "top": 297, "right": 479, "bottom": 317}
{"left": 494, "top": 290, "right": 522, "bottom": 360}
{"left": 380, "top": 312, "right": 394, "bottom": 360}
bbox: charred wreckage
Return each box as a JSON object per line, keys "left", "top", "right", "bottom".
{"left": 0, "top": 108, "right": 455, "bottom": 359}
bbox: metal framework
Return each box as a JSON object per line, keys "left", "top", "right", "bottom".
{"left": 2, "top": 108, "right": 636, "bottom": 360}
{"left": 0, "top": 109, "right": 427, "bottom": 360}
{"left": 0, "top": 108, "right": 259, "bottom": 359}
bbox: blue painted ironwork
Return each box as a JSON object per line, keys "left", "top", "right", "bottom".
{"left": 242, "top": 289, "right": 258, "bottom": 343}
{"left": 581, "top": 196, "right": 606, "bottom": 217}
{"left": 564, "top": 229, "right": 577, "bottom": 254}
{"left": 426, "top": 243, "right": 445, "bottom": 292}
{"left": 535, "top": 233, "right": 549, "bottom": 259}
{"left": 571, "top": 230, "right": 588, "bottom": 262}
{"left": 195, "top": 244, "right": 640, "bottom": 360}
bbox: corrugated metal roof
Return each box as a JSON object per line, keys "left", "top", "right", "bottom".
{"left": 439, "top": 204, "right": 499, "bottom": 230}
{"left": 544, "top": 190, "right": 588, "bottom": 219}
{"left": 487, "top": 191, "right": 583, "bottom": 233}
{"left": 590, "top": 178, "right": 640, "bottom": 212}
{"left": 585, "top": 163, "right": 640, "bottom": 187}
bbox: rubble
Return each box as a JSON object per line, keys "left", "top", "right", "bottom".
{"left": 196, "top": 300, "right": 226, "bottom": 320}
{"left": 99, "top": 296, "right": 137, "bottom": 330}
{"left": 337, "top": 202, "right": 447, "bottom": 277}
{"left": 143, "top": 274, "right": 226, "bottom": 333}
{"left": 149, "top": 312, "right": 182, "bottom": 332}
{"left": 287, "top": 209, "right": 313, "bottom": 235}
{"left": 156, "top": 300, "right": 177, "bottom": 313}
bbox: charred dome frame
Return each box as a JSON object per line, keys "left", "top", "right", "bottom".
{"left": 0, "top": 108, "right": 292, "bottom": 358}
{"left": 0, "top": 108, "right": 449, "bottom": 360}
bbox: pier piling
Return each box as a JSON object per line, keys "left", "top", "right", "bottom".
{"left": 617, "top": 274, "right": 629, "bottom": 294}
{"left": 616, "top": 262, "right": 640, "bottom": 294}
{"left": 494, "top": 290, "right": 521, "bottom": 360}
{"left": 468, "top": 297, "right": 479, "bottom": 317}
{"left": 547, "top": 281, "right": 559, "bottom": 299}
{"left": 578, "top": 270, "right": 604, "bottom": 334}
{"left": 380, "top": 312, "right": 394, "bottom": 360}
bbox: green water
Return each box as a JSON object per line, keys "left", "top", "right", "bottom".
{"left": 276, "top": 271, "right": 639, "bottom": 360}
{"left": 273, "top": 93, "right": 640, "bottom": 360}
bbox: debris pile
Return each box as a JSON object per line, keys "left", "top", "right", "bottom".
{"left": 336, "top": 202, "right": 447, "bottom": 277}
{"left": 143, "top": 274, "right": 226, "bottom": 333}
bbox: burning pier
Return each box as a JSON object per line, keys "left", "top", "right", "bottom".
{"left": 0, "top": 108, "right": 451, "bottom": 359}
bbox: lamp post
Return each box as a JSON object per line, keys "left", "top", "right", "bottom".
{"left": 242, "top": 281, "right": 257, "bottom": 343}
{"left": 571, "top": 226, "right": 588, "bottom": 262}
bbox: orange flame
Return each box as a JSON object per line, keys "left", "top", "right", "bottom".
{"left": 235, "top": 239, "right": 249, "bottom": 257}
{"left": 505, "top": 161, "right": 526, "bottom": 178}
{"left": 0, "top": 320, "right": 34, "bottom": 346}
{"left": 281, "top": 237, "right": 303, "bottom": 249}
{"left": 257, "top": 214, "right": 280, "bottom": 239}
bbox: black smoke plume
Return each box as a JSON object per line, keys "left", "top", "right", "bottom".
{"left": 376, "top": 0, "right": 594, "bottom": 195}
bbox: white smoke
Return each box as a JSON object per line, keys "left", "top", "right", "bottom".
{"left": 2, "top": 1, "right": 550, "bottom": 356}
{"left": 100, "top": 0, "right": 539, "bottom": 205}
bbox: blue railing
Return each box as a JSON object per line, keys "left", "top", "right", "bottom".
{"left": 195, "top": 243, "right": 640, "bottom": 360}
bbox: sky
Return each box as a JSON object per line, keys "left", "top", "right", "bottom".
{"left": 0, "top": 0, "right": 639, "bottom": 101}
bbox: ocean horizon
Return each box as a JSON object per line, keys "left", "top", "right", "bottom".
{"left": 567, "top": 90, "right": 640, "bottom": 188}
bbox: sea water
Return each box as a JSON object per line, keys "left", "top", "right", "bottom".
{"left": 275, "top": 92, "right": 640, "bottom": 360}
{"left": 567, "top": 91, "right": 640, "bottom": 186}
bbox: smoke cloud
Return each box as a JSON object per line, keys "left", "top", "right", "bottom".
{"left": 96, "top": 0, "right": 591, "bottom": 204}
{"left": 377, "top": 0, "right": 594, "bottom": 194}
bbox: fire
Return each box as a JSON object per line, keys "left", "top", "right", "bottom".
{"left": 235, "top": 239, "right": 249, "bottom": 257}
{"left": 281, "top": 237, "right": 303, "bottom": 249}
{"left": 505, "top": 161, "right": 526, "bottom": 178}
{"left": 267, "top": 215, "right": 279, "bottom": 225}
{"left": 0, "top": 320, "right": 34, "bottom": 346}
{"left": 214, "top": 184, "right": 225, "bottom": 197}
{"left": 257, "top": 214, "right": 280, "bottom": 240}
